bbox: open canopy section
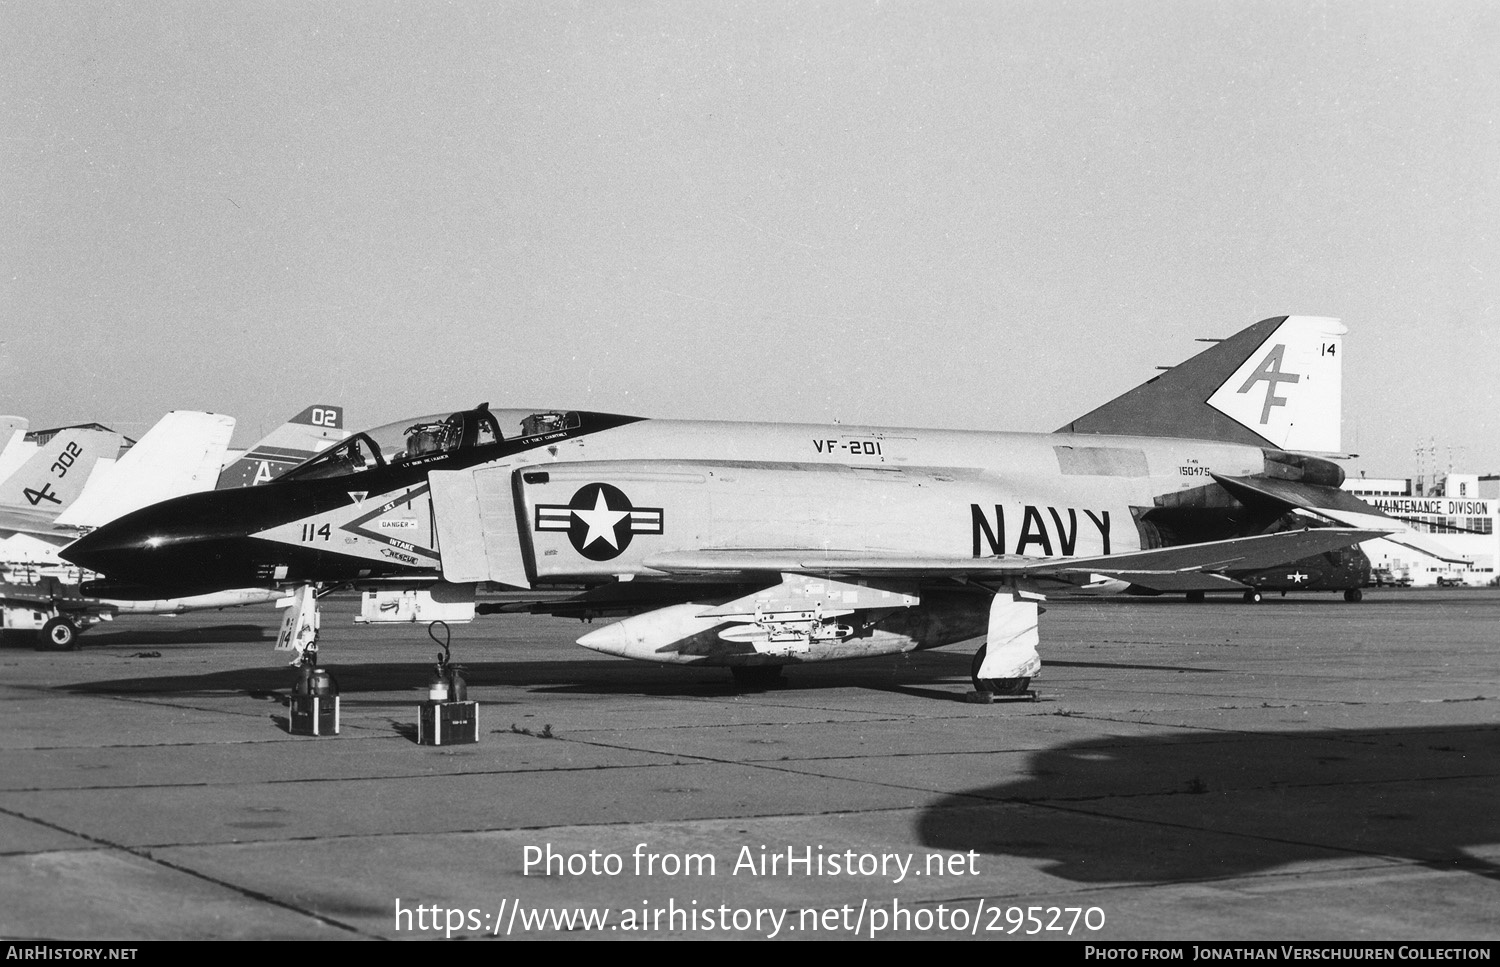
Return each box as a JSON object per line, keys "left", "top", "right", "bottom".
{"left": 276, "top": 404, "right": 601, "bottom": 482}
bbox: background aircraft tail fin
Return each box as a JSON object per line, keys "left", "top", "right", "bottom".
{"left": 55, "top": 412, "right": 235, "bottom": 529}
{"left": 1058, "top": 315, "right": 1345, "bottom": 453}
{"left": 0, "top": 416, "right": 32, "bottom": 484}
{"left": 0, "top": 427, "right": 122, "bottom": 518}
{"left": 216, "top": 404, "right": 346, "bottom": 489}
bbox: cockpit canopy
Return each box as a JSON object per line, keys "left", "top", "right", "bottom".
{"left": 278, "top": 404, "right": 582, "bottom": 482}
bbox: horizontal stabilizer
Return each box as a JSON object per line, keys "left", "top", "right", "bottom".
{"left": 1214, "top": 473, "right": 1470, "bottom": 565}
{"left": 1047, "top": 527, "right": 1383, "bottom": 577}
{"left": 56, "top": 412, "right": 235, "bottom": 529}
{"left": 1060, "top": 316, "right": 1344, "bottom": 452}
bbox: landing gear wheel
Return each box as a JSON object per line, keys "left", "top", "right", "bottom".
{"left": 1243, "top": 590, "right": 1263, "bottom": 604}
{"left": 1185, "top": 591, "right": 1206, "bottom": 603}
{"left": 1344, "top": 588, "right": 1364, "bottom": 603}
{"left": 969, "top": 645, "right": 1034, "bottom": 697}
{"left": 40, "top": 617, "right": 80, "bottom": 651}
{"left": 730, "top": 665, "right": 785, "bottom": 689}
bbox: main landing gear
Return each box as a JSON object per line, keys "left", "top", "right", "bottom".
{"left": 968, "top": 644, "right": 1037, "bottom": 702}
{"left": 967, "top": 591, "right": 1043, "bottom": 703}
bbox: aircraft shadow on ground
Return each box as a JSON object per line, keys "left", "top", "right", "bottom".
{"left": 53, "top": 645, "right": 1218, "bottom": 699}
{"left": 0, "top": 624, "right": 272, "bottom": 650}
{"left": 55, "top": 650, "right": 977, "bottom": 697}
{"left": 917, "top": 723, "right": 1500, "bottom": 884}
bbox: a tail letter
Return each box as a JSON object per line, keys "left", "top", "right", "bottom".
{"left": 1205, "top": 317, "right": 1343, "bottom": 452}
{"left": 217, "top": 404, "right": 347, "bottom": 489}
{"left": 1059, "top": 315, "right": 1344, "bottom": 453}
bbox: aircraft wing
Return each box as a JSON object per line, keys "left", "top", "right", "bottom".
{"left": 641, "top": 527, "right": 1387, "bottom": 581}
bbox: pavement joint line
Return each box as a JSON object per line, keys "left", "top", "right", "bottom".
{"left": 536, "top": 734, "right": 1023, "bottom": 802}
{"left": 11, "top": 735, "right": 410, "bottom": 752}
{"left": 11, "top": 744, "right": 1479, "bottom": 793}
{"left": 0, "top": 758, "right": 731, "bottom": 794}
{"left": 56, "top": 803, "right": 949, "bottom": 851}
{"left": 0, "top": 803, "right": 375, "bottom": 939}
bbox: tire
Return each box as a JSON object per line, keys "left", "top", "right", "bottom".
{"left": 970, "top": 644, "right": 1032, "bottom": 696}
{"left": 1344, "top": 588, "right": 1363, "bottom": 603}
{"left": 1185, "top": 591, "right": 1206, "bottom": 603}
{"left": 1243, "top": 590, "right": 1263, "bottom": 604}
{"left": 40, "top": 617, "right": 80, "bottom": 651}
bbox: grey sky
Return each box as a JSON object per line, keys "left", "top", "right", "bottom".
{"left": 3, "top": 1, "right": 1496, "bottom": 478}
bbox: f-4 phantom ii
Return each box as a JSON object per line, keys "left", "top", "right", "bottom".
{"left": 67, "top": 316, "right": 1424, "bottom": 693}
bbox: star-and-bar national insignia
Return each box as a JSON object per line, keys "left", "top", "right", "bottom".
{"left": 535, "top": 483, "right": 663, "bottom": 561}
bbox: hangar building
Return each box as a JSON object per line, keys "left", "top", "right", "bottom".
{"left": 1343, "top": 472, "right": 1498, "bottom": 586}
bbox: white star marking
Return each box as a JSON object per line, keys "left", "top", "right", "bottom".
{"left": 573, "top": 489, "right": 630, "bottom": 549}
{"left": 1288, "top": 571, "right": 1308, "bottom": 583}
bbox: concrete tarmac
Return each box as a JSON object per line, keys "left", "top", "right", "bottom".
{"left": 0, "top": 589, "right": 1496, "bottom": 941}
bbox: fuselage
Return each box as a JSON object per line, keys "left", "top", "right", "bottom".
{"left": 64, "top": 407, "right": 1287, "bottom": 597}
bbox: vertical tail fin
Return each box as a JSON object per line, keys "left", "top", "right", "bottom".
{"left": 54, "top": 412, "right": 236, "bottom": 528}
{"left": 1058, "top": 315, "right": 1345, "bottom": 453}
{"left": 216, "top": 404, "right": 346, "bottom": 489}
{"left": 0, "top": 417, "right": 31, "bottom": 485}
{"left": 0, "top": 428, "right": 122, "bottom": 519}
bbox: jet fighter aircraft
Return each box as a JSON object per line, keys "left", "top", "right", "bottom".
{"left": 66, "top": 316, "right": 1412, "bottom": 693}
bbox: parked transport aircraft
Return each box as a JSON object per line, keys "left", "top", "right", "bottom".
{"left": 1121, "top": 533, "right": 1374, "bottom": 603}
{"left": 67, "top": 317, "right": 1413, "bottom": 692}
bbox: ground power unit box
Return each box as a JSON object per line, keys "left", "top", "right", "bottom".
{"left": 290, "top": 695, "right": 340, "bottom": 736}
{"left": 289, "top": 666, "right": 340, "bottom": 736}
{"left": 419, "top": 700, "right": 478, "bottom": 745}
